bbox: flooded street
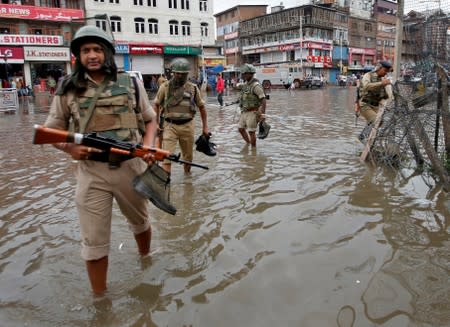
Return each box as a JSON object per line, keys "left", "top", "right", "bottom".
{"left": 1, "top": 87, "right": 449, "bottom": 327}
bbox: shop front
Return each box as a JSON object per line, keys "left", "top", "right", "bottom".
{"left": 128, "top": 44, "right": 163, "bottom": 89}
{"left": 23, "top": 46, "right": 71, "bottom": 93}
{"left": 0, "top": 46, "right": 24, "bottom": 87}
{"left": 163, "top": 45, "right": 201, "bottom": 80}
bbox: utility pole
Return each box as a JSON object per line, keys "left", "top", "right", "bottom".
{"left": 393, "top": 0, "right": 404, "bottom": 81}
{"left": 339, "top": 29, "right": 343, "bottom": 75}
{"left": 299, "top": 15, "right": 303, "bottom": 76}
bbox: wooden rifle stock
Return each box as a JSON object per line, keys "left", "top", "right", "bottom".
{"left": 32, "top": 125, "right": 209, "bottom": 170}
{"left": 33, "top": 125, "right": 77, "bottom": 144}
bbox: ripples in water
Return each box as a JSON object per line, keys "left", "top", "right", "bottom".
{"left": 0, "top": 88, "right": 449, "bottom": 327}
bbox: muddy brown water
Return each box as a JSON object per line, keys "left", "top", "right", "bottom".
{"left": 0, "top": 88, "right": 449, "bottom": 327}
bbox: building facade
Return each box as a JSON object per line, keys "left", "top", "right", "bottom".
{"left": 239, "top": 5, "right": 338, "bottom": 80}
{"left": 0, "top": 1, "right": 84, "bottom": 90}
{"left": 85, "top": 0, "right": 215, "bottom": 85}
{"left": 214, "top": 5, "right": 268, "bottom": 71}
{"left": 374, "top": 0, "right": 396, "bottom": 63}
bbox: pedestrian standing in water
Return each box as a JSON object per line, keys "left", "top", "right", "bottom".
{"left": 44, "top": 25, "right": 158, "bottom": 296}
{"left": 236, "top": 63, "right": 267, "bottom": 147}
{"left": 216, "top": 73, "right": 224, "bottom": 107}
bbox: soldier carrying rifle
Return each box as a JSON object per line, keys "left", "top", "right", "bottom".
{"left": 43, "top": 25, "right": 158, "bottom": 296}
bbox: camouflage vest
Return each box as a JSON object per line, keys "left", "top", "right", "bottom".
{"left": 163, "top": 81, "right": 197, "bottom": 120}
{"left": 360, "top": 71, "right": 387, "bottom": 104}
{"left": 71, "top": 73, "right": 145, "bottom": 142}
{"left": 240, "top": 78, "right": 263, "bottom": 110}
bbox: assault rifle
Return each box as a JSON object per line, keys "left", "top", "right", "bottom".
{"left": 32, "top": 125, "right": 209, "bottom": 170}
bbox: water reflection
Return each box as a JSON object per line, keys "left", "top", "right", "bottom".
{"left": 0, "top": 88, "right": 449, "bottom": 326}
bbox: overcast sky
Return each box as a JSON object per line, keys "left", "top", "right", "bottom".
{"left": 212, "top": 0, "right": 442, "bottom": 16}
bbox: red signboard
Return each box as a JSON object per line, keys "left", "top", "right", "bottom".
{"left": 129, "top": 44, "right": 163, "bottom": 54}
{"left": 306, "top": 55, "right": 332, "bottom": 67}
{"left": 0, "top": 46, "right": 24, "bottom": 63}
{"left": 305, "top": 41, "right": 332, "bottom": 50}
{"left": 350, "top": 47, "right": 376, "bottom": 56}
{"left": 0, "top": 4, "right": 84, "bottom": 22}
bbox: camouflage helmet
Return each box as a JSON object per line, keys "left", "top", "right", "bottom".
{"left": 71, "top": 25, "right": 115, "bottom": 56}
{"left": 241, "top": 63, "right": 256, "bottom": 74}
{"left": 170, "top": 58, "right": 190, "bottom": 73}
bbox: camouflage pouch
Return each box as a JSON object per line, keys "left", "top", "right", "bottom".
{"left": 133, "top": 164, "right": 177, "bottom": 215}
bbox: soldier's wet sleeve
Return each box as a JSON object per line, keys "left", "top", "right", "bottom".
{"left": 44, "top": 94, "right": 71, "bottom": 130}
{"left": 254, "top": 84, "right": 266, "bottom": 100}
{"left": 193, "top": 85, "right": 205, "bottom": 108}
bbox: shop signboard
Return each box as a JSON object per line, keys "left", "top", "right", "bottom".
{"left": 115, "top": 44, "right": 129, "bottom": 54}
{"left": 0, "top": 46, "right": 24, "bottom": 63}
{"left": 24, "top": 47, "right": 70, "bottom": 61}
{"left": 0, "top": 4, "right": 83, "bottom": 22}
{"left": 0, "top": 34, "right": 63, "bottom": 46}
{"left": 129, "top": 44, "right": 163, "bottom": 55}
{"left": 163, "top": 46, "right": 201, "bottom": 56}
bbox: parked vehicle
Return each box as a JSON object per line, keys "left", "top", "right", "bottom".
{"left": 254, "top": 64, "right": 304, "bottom": 88}
{"left": 303, "top": 76, "right": 323, "bottom": 88}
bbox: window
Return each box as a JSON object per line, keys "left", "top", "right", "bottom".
{"left": 110, "top": 16, "right": 122, "bottom": 32}
{"left": 96, "top": 19, "right": 107, "bottom": 31}
{"left": 148, "top": 18, "right": 158, "bottom": 34}
{"left": 134, "top": 0, "right": 143, "bottom": 5}
{"left": 364, "top": 23, "right": 372, "bottom": 32}
{"left": 147, "top": 0, "right": 156, "bottom": 6}
{"left": 109, "top": 0, "right": 119, "bottom": 3}
{"left": 200, "top": 22, "right": 208, "bottom": 37}
{"left": 40, "top": 0, "right": 60, "bottom": 6}
{"left": 168, "top": 0, "right": 177, "bottom": 8}
{"left": 135, "top": 17, "right": 145, "bottom": 33}
{"left": 181, "top": 21, "right": 190, "bottom": 36}
{"left": 180, "top": 0, "right": 189, "bottom": 9}
{"left": 169, "top": 20, "right": 179, "bottom": 35}
{"left": 65, "top": 0, "right": 82, "bottom": 8}
{"left": 199, "top": 0, "right": 207, "bottom": 11}
{"left": 94, "top": 0, "right": 105, "bottom": 2}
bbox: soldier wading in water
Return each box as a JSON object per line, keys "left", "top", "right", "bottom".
{"left": 236, "top": 63, "right": 267, "bottom": 147}
{"left": 44, "top": 26, "right": 158, "bottom": 295}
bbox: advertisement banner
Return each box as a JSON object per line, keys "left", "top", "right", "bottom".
{"left": 0, "top": 4, "right": 84, "bottom": 22}
{"left": 24, "top": 46, "right": 70, "bottom": 61}
{"left": 0, "top": 34, "right": 63, "bottom": 46}
{"left": 0, "top": 46, "right": 24, "bottom": 63}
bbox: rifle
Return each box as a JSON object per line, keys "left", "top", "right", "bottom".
{"left": 32, "top": 125, "right": 209, "bottom": 170}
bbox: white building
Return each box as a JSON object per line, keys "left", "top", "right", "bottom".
{"left": 85, "top": 0, "right": 215, "bottom": 81}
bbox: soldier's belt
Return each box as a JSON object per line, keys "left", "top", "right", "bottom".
{"left": 164, "top": 118, "right": 193, "bottom": 125}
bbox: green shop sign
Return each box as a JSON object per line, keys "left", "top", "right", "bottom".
{"left": 164, "top": 46, "right": 201, "bottom": 55}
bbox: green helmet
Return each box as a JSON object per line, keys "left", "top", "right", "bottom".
{"left": 170, "top": 58, "right": 190, "bottom": 73}
{"left": 241, "top": 63, "right": 256, "bottom": 74}
{"left": 71, "top": 25, "right": 115, "bottom": 56}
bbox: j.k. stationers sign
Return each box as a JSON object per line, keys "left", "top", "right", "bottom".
{"left": 24, "top": 46, "right": 70, "bottom": 61}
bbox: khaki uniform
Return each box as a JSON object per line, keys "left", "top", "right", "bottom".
{"left": 154, "top": 80, "right": 205, "bottom": 163}
{"left": 238, "top": 78, "right": 265, "bottom": 132}
{"left": 45, "top": 73, "right": 156, "bottom": 261}
{"left": 359, "top": 71, "right": 389, "bottom": 124}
